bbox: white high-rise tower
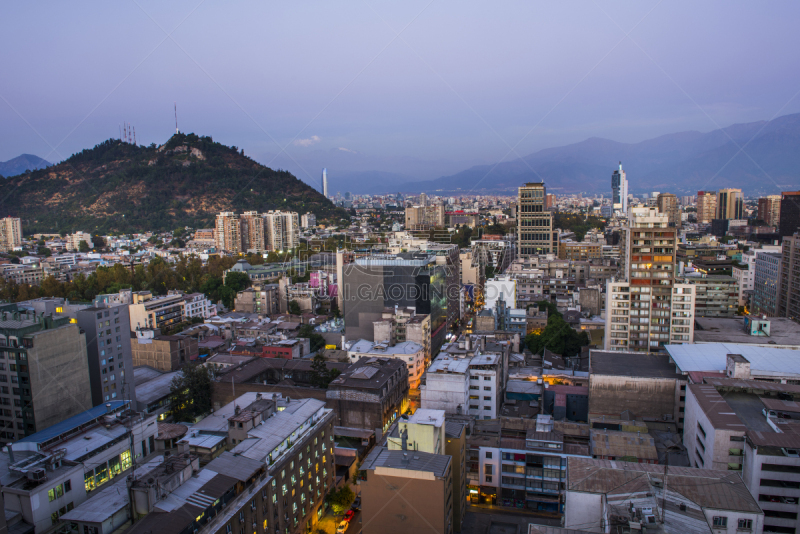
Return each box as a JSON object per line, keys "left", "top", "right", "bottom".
{"left": 322, "top": 168, "right": 328, "bottom": 198}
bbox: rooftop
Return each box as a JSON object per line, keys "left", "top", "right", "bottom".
{"left": 567, "top": 457, "right": 761, "bottom": 513}
{"left": 406, "top": 409, "right": 445, "bottom": 428}
{"left": 348, "top": 339, "right": 424, "bottom": 355}
{"left": 666, "top": 342, "right": 800, "bottom": 377}
{"left": 17, "top": 400, "right": 128, "bottom": 446}
{"left": 694, "top": 316, "right": 800, "bottom": 346}
{"left": 135, "top": 370, "right": 181, "bottom": 406}
{"left": 328, "top": 357, "right": 406, "bottom": 390}
{"left": 590, "top": 351, "right": 684, "bottom": 379}
{"left": 362, "top": 446, "right": 451, "bottom": 478}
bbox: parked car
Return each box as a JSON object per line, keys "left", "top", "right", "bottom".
{"left": 344, "top": 510, "right": 355, "bottom": 522}
{"left": 336, "top": 520, "right": 349, "bottom": 534}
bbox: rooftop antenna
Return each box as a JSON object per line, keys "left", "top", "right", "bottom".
{"left": 174, "top": 102, "right": 179, "bottom": 134}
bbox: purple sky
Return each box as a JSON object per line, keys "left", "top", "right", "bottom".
{"left": 2, "top": 1, "right": 800, "bottom": 186}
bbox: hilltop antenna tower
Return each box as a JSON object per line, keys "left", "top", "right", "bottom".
{"left": 133, "top": 127, "right": 136, "bottom": 146}
{"left": 174, "top": 102, "right": 179, "bottom": 134}
{"left": 119, "top": 124, "right": 122, "bottom": 141}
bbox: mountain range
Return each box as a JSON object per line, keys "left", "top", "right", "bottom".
{"left": 0, "top": 154, "right": 50, "bottom": 178}
{"left": 402, "top": 113, "right": 800, "bottom": 195}
{"left": 0, "top": 133, "right": 346, "bottom": 235}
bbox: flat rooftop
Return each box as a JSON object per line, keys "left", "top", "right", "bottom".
{"left": 590, "top": 351, "right": 683, "bottom": 379}
{"left": 17, "top": 400, "right": 128, "bottom": 445}
{"left": 666, "top": 343, "right": 800, "bottom": 377}
{"left": 362, "top": 447, "right": 450, "bottom": 478}
{"left": 406, "top": 409, "right": 445, "bottom": 428}
{"left": 694, "top": 316, "right": 800, "bottom": 346}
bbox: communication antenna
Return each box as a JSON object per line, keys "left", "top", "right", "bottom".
{"left": 133, "top": 127, "right": 136, "bottom": 146}
{"left": 119, "top": 124, "right": 122, "bottom": 141}
{"left": 174, "top": 102, "right": 179, "bottom": 134}
{"left": 128, "top": 124, "right": 132, "bottom": 144}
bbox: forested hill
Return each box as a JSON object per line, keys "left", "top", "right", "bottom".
{"left": 0, "top": 133, "right": 347, "bottom": 234}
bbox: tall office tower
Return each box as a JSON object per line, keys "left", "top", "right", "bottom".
{"left": 779, "top": 191, "right": 800, "bottom": 237}
{"left": 240, "top": 211, "right": 267, "bottom": 253}
{"left": 264, "top": 210, "right": 300, "bottom": 252}
{"left": 605, "top": 207, "right": 694, "bottom": 352}
{"left": 696, "top": 191, "right": 717, "bottom": 223}
{"left": 517, "top": 182, "right": 556, "bottom": 257}
{"left": 716, "top": 188, "right": 744, "bottom": 220}
{"left": 322, "top": 168, "right": 328, "bottom": 198}
{"left": 757, "top": 195, "right": 782, "bottom": 227}
{"left": 752, "top": 252, "right": 782, "bottom": 317}
{"left": 420, "top": 192, "right": 428, "bottom": 207}
{"left": 656, "top": 193, "right": 680, "bottom": 227}
{"left": 545, "top": 193, "right": 556, "bottom": 209}
{"left": 611, "top": 162, "right": 628, "bottom": 215}
{"left": 214, "top": 211, "right": 242, "bottom": 253}
{"left": 778, "top": 233, "right": 800, "bottom": 321}
{"left": 0, "top": 217, "right": 22, "bottom": 252}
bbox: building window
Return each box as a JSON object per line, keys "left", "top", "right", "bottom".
{"left": 485, "top": 476, "right": 492, "bottom": 483}
{"left": 712, "top": 517, "right": 727, "bottom": 528}
{"left": 485, "top": 451, "right": 492, "bottom": 459}
{"left": 737, "top": 519, "right": 752, "bottom": 531}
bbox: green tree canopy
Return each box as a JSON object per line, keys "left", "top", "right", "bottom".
{"left": 525, "top": 313, "right": 589, "bottom": 357}
{"left": 168, "top": 364, "right": 212, "bottom": 422}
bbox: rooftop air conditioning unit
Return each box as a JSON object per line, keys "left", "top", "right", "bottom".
{"left": 27, "top": 468, "right": 46, "bottom": 482}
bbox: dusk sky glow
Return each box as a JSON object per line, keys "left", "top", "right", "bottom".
{"left": 3, "top": 1, "right": 800, "bottom": 184}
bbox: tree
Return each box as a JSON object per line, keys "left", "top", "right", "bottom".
{"left": 78, "top": 240, "right": 90, "bottom": 253}
{"left": 91, "top": 235, "right": 106, "bottom": 249}
{"left": 326, "top": 484, "right": 355, "bottom": 515}
{"left": 224, "top": 271, "right": 251, "bottom": 292}
{"left": 168, "top": 364, "right": 212, "bottom": 422}
{"left": 525, "top": 313, "right": 589, "bottom": 357}
{"left": 288, "top": 300, "right": 302, "bottom": 315}
{"left": 37, "top": 246, "right": 51, "bottom": 257}
{"left": 299, "top": 324, "right": 326, "bottom": 352}
{"left": 310, "top": 352, "right": 340, "bottom": 388}
{"left": 330, "top": 298, "right": 341, "bottom": 319}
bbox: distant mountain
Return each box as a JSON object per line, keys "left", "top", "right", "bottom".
{"left": 402, "top": 113, "right": 800, "bottom": 195}
{"left": 0, "top": 154, "right": 50, "bottom": 178}
{"left": 0, "top": 133, "right": 347, "bottom": 234}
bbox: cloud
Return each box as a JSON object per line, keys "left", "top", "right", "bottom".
{"left": 337, "top": 147, "right": 357, "bottom": 154}
{"left": 294, "top": 135, "right": 321, "bottom": 147}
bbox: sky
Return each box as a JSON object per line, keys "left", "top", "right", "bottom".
{"left": 2, "top": 1, "right": 800, "bottom": 189}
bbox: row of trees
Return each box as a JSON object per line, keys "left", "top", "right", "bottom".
{"left": 0, "top": 255, "right": 250, "bottom": 308}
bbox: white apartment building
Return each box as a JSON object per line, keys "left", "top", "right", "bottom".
{"left": 467, "top": 354, "right": 501, "bottom": 420}
{"left": 181, "top": 292, "right": 214, "bottom": 319}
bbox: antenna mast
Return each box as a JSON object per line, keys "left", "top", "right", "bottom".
{"left": 133, "top": 127, "right": 136, "bottom": 146}
{"left": 119, "top": 124, "right": 122, "bottom": 141}
{"left": 174, "top": 102, "right": 179, "bottom": 134}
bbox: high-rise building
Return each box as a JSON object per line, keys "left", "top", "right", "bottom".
{"left": 264, "top": 210, "right": 300, "bottom": 252}
{"left": 214, "top": 211, "right": 241, "bottom": 253}
{"left": 716, "top": 188, "right": 744, "bottom": 220}
{"left": 342, "top": 253, "right": 448, "bottom": 355}
{"left": 405, "top": 205, "right": 445, "bottom": 229}
{"left": 300, "top": 212, "right": 316, "bottom": 228}
{"left": 605, "top": 207, "right": 694, "bottom": 352}
{"left": 611, "top": 162, "right": 628, "bottom": 215}
{"left": 696, "top": 191, "right": 717, "bottom": 223}
{"left": 0, "top": 217, "right": 22, "bottom": 252}
{"left": 778, "top": 233, "right": 800, "bottom": 321}
{"left": 517, "top": 182, "right": 556, "bottom": 257}
{"left": 240, "top": 211, "right": 266, "bottom": 253}
{"left": 656, "top": 193, "right": 680, "bottom": 227}
{"left": 757, "top": 195, "right": 782, "bottom": 227}
{"left": 545, "top": 193, "right": 556, "bottom": 209}
{"left": 751, "top": 252, "right": 782, "bottom": 317}
{"left": 779, "top": 191, "right": 800, "bottom": 237}
{"left": 0, "top": 308, "right": 92, "bottom": 446}
{"left": 420, "top": 192, "right": 428, "bottom": 207}
{"left": 322, "top": 167, "right": 328, "bottom": 198}
{"left": 75, "top": 303, "right": 137, "bottom": 406}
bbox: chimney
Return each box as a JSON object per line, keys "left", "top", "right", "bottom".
{"left": 256, "top": 393, "right": 262, "bottom": 400}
